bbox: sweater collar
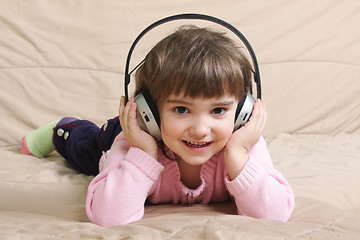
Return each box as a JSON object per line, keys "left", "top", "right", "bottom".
{"left": 160, "top": 144, "right": 222, "bottom": 195}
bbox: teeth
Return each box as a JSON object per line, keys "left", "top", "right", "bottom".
{"left": 189, "top": 141, "right": 205, "bottom": 146}
{"left": 186, "top": 141, "right": 210, "bottom": 147}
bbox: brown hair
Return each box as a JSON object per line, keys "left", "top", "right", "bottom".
{"left": 135, "top": 25, "right": 253, "bottom": 106}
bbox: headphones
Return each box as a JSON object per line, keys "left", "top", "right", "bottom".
{"left": 124, "top": 13, "right": 262, "bottom": 141}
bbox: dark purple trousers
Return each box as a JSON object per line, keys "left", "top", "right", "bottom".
{"left": 53, "top": 116, "right": 122, "bottom": 175}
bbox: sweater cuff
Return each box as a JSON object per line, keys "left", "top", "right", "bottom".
{"left": 225, "top": 156, "right": 265, "bottom": 193}
{"left": 125, "top": 147, "right": 164, "bottom": 182}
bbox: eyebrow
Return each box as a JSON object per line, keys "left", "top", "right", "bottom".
{"left": 166, "top": 99, "right": 236, "bottom": 106}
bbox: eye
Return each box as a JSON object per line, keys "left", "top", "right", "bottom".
{"left": 211, "top": 107, "right": 227, "bottom": 115}
{"left": 174, "top": 106, "right": 189, "bottom": 114}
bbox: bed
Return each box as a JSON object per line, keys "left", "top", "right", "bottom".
{"left": 1, "top": 0, "right": 359, "bottom": 239}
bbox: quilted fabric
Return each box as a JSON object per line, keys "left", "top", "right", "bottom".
{"left": 0, "top": 0, "right": 359, "bottom": 239}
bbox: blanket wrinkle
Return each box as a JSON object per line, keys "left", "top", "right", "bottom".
{"left": 164, "top": 222, "right": 192, "bottom": 239}
{"left": 292, "top": 213, "right": 351, "bottom": 238}
{"left": 0, "top": 65, "right": 123, "bottom": 75}
{"left": 163, "top": 218, "right": 213, "bottom": 239}
{"left": 261, "top": 60, "right": 360, "bottom": 67}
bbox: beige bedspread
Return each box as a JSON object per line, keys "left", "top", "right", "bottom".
{"left": 1, "top": 0, "right": 359, "bottom": 239}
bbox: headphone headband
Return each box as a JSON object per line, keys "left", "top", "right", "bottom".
{"left": 124, "top": 13, "right": 261, "bottom": 101}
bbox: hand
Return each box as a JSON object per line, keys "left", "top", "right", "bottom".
{"left": 227, "top": 99, "right": 267, "bottom": 151}
{"left": 119, "top": 96, "right": 158, "bottom": 160}
{"left": 223, "top": 99, "right": 267, "bottom": 180}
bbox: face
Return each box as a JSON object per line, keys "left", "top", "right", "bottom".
{"left": 159, "top": 93, "right": 237, "bottom": 166}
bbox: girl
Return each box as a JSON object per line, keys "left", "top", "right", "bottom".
{"left": 22, "top": 26, "right": 295, "bottom": 226}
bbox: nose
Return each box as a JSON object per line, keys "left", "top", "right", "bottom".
{"left": 188, "top": 116, "right": 211, "bottom": 139}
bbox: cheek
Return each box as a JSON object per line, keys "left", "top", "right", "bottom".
{"left": 160, "top": 120, "right": 186, "bottom": 152}
{"left": 160, "top": 116, "right": 183, "bottom": 139}
{"left": 221, "top": 125, "right": 234, "bottom": 140}
{"left": 217, "top": 118, "right": 235, "bottom": 141}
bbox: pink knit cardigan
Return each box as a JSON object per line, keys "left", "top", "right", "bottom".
{"left": 86, "top": 133, "right": 295, "bottom": 226}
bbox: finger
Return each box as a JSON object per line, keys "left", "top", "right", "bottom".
{"left": 247, "top": 99, "right": 264, "bottom": 135}
{"left": 261, "top": 101, "right": 267, "bottom": 131}
{"left": 247, "top": 99, "right": 261, "bottom": 126}
{"left": 119, "top": 96, "right": 126, "bottom": 128}
{"left": 119, "top": 96, "right": 126, "bottom": 117}
{"left": 120, "top": 95, "right": 125, "bottom": 106}
{"left": 120, "top": 97, "right": 135, "bottom": 131}
{"left": 256, "top": 100, "right": 267, "bottom": 134}
{"left": 126, "top": 101, "right": 140, "bottom": 131}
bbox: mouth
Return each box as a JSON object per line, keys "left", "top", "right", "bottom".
{"left": 183, "top": 141, "right": 212, "bottom": 149}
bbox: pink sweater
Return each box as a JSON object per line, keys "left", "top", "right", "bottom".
{"left": 86, "top": 133, "right": 295, "bottom": 226}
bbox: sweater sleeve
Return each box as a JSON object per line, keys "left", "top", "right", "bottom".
{"left": 86, "top": 133, "right": 164, "bottom": 226}
{"left": 225, "top": 136, "right": 295, "bottom": 222}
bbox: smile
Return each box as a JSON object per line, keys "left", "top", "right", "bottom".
{"left": 183, "top": 141, "right": 212, "bottom": 148}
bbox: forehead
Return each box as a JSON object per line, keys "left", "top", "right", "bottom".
{"left": 163, "top": 92, "right": 237, "bottom": 106}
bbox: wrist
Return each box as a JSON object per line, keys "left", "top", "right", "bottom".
{"left": 224, "top": 144, "right": 248, "bottom": 155}
{"left": 223, "top": 146, "right": 249, "bottom": 181}
{"left": 142, "top": 146, "right": 158, "bottom": 160}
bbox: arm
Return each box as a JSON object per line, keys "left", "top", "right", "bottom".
{"left": 86, "top": 135, "right": 164, "bottom": 226}
{"left": 86, "top": 97, "right": 163, "bottom": 226}
{"left": 223, "top": 100, "right": 294, "bottom": 221}
{"left": 225, "top": 137, "right": 295, "bottom": 222}
{"left": 118, "top": 96, "right": 158, "bottom": 159}
{"left": 223, "top": 99, "right": 266, "bottom": 180}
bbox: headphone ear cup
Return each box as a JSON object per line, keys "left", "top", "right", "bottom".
{"left": 234, "top": 92, "right": 256, "bottom": 131}
{"left": 134, "top": 90, "right": 162, "bottom": 141}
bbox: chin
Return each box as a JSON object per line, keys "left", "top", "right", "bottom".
{"left": 178, "top": 153, "right": 215, "bottom": 166}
